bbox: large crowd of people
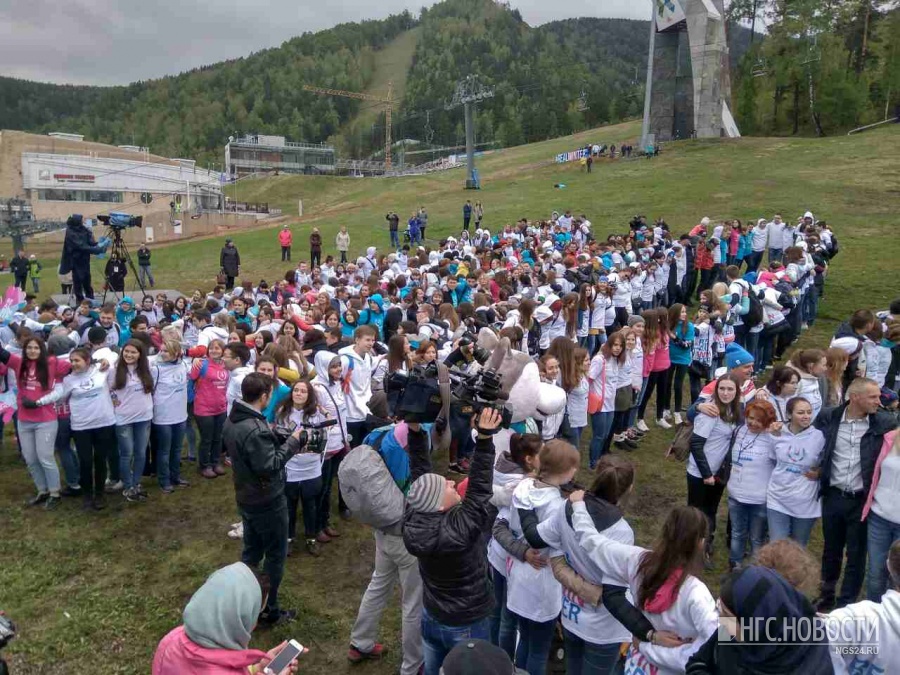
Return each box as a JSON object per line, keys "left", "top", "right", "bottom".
{"left": 3, "top": 205, "right": 900, "bottom": 675}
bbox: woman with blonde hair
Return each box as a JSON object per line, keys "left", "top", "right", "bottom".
{"left": 824, "top": 347, "right": 849, "bottom": 407}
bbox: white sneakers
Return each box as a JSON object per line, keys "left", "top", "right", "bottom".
{"left": 656, "top": 418, "right": 672, "bottom": 429}
{"left": 673, "top": 412, "right": 684, "bottom": 425}
{"left": 636, "top": 419, "right": 650, "bottom": 433}
{"left": 228, "top": 522, "right": 244, "bottom": 539}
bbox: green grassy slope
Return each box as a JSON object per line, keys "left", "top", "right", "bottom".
{"left": 1, "top": 121, "right": 899, "bottom": 673}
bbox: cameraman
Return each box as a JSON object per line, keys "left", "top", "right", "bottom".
{"left": 223, "top": 372, "right": 306, "bottom": 627}
{"left": 403, "top": 407, "right": 502, "bottom": 675}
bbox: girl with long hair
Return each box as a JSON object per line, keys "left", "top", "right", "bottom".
{"left": 687, "top": 373, "right": 742, "bottom": 567}
{"left": 569, "top": 499, "right": 717, "bottom": 674}
{"left": 109, "top": 339, "right": 155, "bottom": 501}
{"left": 372, "top": 334, "right": 411, "bottom": 393}
{"left": 636, "top": 309, "right": 673, "bottom": 429}
{"left": 588, "top": 331, "right": 628, "bottom": 468}
{"left": 726, "top": 400, "right": 777, "bottom": 571}
{"left": 276, "top": 379, "right": 328, "bottom": 556}
{"left": 565, "top": 347, "right": 590, "bottom": 448}
{"left": 666, "top": 303, "right": 695, "bottom": 425}
{"left": 507, "top": 440, "right": 580, "bottom": 675}
{"left": 311, "top": 352, "right": 350, "bottom": 541}
{"left": 151, "top": 337, "right": 191, "bottom": 493}
{"left": 36, "top": 347, "right": 117, "bottom": 511}
{"left": 767, "top": 397, "right": 825, "bottom": 547}
{"left": 824, "top": 347, "right": 849, "bottom": 407}
{"left": 576, "top": 283, "right": 595, "bottom": 353}
{"left": 190, "top": 339, "right": 229, "bottom": 479}
{"left": 1, "top": 336, "right": 70, "bottom": 509}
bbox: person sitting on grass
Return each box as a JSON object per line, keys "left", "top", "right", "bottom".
{"left": 152, "top": 562, "right": 303, "bottom": 674}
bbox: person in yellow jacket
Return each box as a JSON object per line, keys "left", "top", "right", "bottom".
{"left": 28, "top": 254, "right": 42, "bottom": 294}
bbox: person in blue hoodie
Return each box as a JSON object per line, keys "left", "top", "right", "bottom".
{"left": 116, "top": 296, "right": 137, "bottom": 346}
{"left": 359, "top": 294, "right": 386, "bottom": 340}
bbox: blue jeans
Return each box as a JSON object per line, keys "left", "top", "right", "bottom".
{"left": 514, "top": 614, "right": 556, "bottom": 675}
{"left": 768, "top": 508, "right": 816, "bottom": 547}
{"left": 390, "top": 230, "right": 400, "bottom": 248}
{"left": 490, "top": 568, "right": 517, "bottom": 660}
{"left": 155, "top": 421, "right": 186, "bottom": 489}
{"left": 54, "top": 416, "right": 80, "bottom": 488}
{"left": 589, "top": 411, "right": 614, "bottom": 469}
{"left": 803, "top": 285, "right": 819, "bottom": 325}
{"left": 564, "top": 628, "right": 621, "bottom": 675}
{"left": 580, "top": 334, "right": 598, "bottom": 357}
{"left": 421, "top": 607, "right": 490, "bottom": 675}
{"left": 866, "top": 511, "right": 900, "bottom": 601}
{"left": 768, "top": 248, "right": 783, "bottom": 264}
{"left": 117, "top": 420, "right": 151, "bottom": 490}
{"left": 728, "top": 498, "right": 768, "bottom": 565}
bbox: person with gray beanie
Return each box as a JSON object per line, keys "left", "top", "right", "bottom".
{"left": 402, "top": 407, "right": 503, "bottom": 675}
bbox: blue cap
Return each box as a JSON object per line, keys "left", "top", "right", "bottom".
{"left": 725, "top": 343, "right": 755, "bottom": 369}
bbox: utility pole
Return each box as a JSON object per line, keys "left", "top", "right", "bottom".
{"left": 447, "top": 75, "right": 494, "bottom": 189}
{"left": 640, "top": 1, "right": 657, "bottom": 151}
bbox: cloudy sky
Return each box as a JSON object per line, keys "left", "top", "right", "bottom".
{"left": 0, "top": 0, "right": 650, "bottom": 86}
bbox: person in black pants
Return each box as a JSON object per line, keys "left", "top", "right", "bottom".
{"left": 463, "top": 200, "right": 472, "bottom": 231}
{"left": 223, "top": 373, "right": 306, "bottom": 626}
{"left": 814, "top": 377, "right": 897, "bottom": 611}
{"left": 10, "top": 251, "right": 28, "bottom": 290}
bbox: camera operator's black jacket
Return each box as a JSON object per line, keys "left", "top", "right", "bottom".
{"left": 402, "top": 428, "right": 495, "bottom": 626}
{"left": 59, "top": 216, "right": 104, "bottom": 275}
{"left": 223, "top": 400, "right": 302, "bottom": 512}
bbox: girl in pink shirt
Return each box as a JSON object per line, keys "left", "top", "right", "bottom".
{"left": 636, "top": 309, "right": 674, "bottom": 429}
{"left": 190, "top": 339, "right": 229, "bottom": 478}
{"left": 1, "top": 337, "right": 71, "bottom": 509}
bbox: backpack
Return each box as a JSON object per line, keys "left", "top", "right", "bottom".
{"left": 338, "top": 430, "right": 405, "bottom": 532}
{"left": 187, "top": 359, "right": 209, "bottom": 403}
{"left": 745, "top": 288, "right": 764, "bottom": 327}
{"left": 665, "top": 421, "right": 694, "bottom": 462}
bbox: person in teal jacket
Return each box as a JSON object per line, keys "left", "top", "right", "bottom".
{"left": 116, "top": 296, "right": 137, "bottom": 346}
{"left": 358, "top": 293, "right": 386, "bottom": 340}
{"left": 736, "top": 231, "right": 753, "bottom": 268}
{"left": 667, "top": 303, "right": 697, "bottom": 424}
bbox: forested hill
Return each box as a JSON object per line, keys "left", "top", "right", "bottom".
{"left": 0, "top": 0, "right": 755, "bottom": 164}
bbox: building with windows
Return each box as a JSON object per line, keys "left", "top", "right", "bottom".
{"left": 0, "top": 130, "right": 223, "bottom": 223}
{"left": 225, "top": 134, "right": 335, "bottom": 178}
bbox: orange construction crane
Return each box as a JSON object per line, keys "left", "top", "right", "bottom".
{"left": 302, "top": 82, "right": 394, "bottom": 170}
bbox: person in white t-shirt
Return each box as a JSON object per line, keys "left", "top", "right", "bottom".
{"left": 766, "top": 397, "right": 826, "bottom": 546}
{"left": 151, "top": 337, "right": 191, "bottom": 493}
{"left": 726, "top": 400, "right": 777, "bottom": 571}
{"left": 687, "top": 373, "right": 741, "bottom": 568}
{"left": 766, "top": 214, "right": 786, "bottom": 264}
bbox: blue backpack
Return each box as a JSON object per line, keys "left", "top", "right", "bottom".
{"left": 187, "top": 359, "right": 209, "bottom": 403}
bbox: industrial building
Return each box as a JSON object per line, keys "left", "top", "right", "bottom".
{"left": 225, "top": 134, "right": 336, "bottom": 178}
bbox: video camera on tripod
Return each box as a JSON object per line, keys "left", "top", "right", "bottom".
{"left": 97, "top": 212, "right": 143, "bottom": 231}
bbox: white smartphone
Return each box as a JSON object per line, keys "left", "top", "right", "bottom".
{"left": 263, "top": 639, "right": 304, "bottom": 675}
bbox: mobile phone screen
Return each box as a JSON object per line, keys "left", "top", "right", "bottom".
{"left": 263, "top": 640, "right": 303, "bottom": 675}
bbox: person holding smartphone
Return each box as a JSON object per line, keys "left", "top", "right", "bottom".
{"left": 152, "top": 561, "right": 304, "bottom": 674}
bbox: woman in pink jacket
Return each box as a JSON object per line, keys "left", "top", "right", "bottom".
{"left": 635, "top": 309, "right": 673, "bottom": 430}
{"left": 863, "top": 429, "right": 900, "bottom": 601}
{"left": 153, "top": 562, "right": 301, "bottom": 674}
{"left": 190, "top": 339, "right": 229, "bottom": 479}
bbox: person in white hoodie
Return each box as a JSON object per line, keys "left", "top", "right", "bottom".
{"left": 222, "top": 342, "right": 253, "bottom": 415}
{"left": 338, "top": 324, "right": 377, "bottom": 446}
{"left": 826, "top": 540, "right": 900, "bottom": 675}
{"left": 766, "top": 397, "right": 826, "bottom": 546}
{"left": 506, "top": 440, "right": 580, "bottom": 675}
{"left": 569, "top": 498, "right": 718, "bottom": 675}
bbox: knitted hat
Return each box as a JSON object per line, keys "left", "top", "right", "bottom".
{"left": 628, "top": 315, "right": 645, "bottom": 327}
{"left": 441, "top": 640, "right": 521, "bottom": 675}
{"left": 725, "top": 343, "right": 754, "bottom": 369}
{"left": 407, "top": 473, "right": 446, "bottom": 513}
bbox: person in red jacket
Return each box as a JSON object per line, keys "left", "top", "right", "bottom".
{"left": 278, "top": 225, "right": 293, "bottom": 262}
{"left": 694, "top": 237, "right": 715, "bottom": 299}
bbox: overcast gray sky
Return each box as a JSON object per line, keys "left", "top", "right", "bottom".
{"left": 0, "top": 0, "right": 650, "bottom": 86}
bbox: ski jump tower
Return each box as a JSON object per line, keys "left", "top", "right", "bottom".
{"left": 640, "top": 0, "right": 740, "bottom": 146}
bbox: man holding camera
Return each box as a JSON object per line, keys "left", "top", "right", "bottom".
{"left": 403, "top": 407, "right": 502, "bottom": 675}
{"left": 223, "top": 372, "right": 307, "bottom": 627}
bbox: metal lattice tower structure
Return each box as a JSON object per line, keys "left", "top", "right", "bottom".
{"left": 302, "top": 82, "right": 395, "bottom": 170}
{"left": 446, "top": 75, "right": 494, "bottom": 189}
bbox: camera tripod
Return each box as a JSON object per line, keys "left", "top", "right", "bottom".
{"left": 101, "top": 227, "right": 149, "bottom": 304}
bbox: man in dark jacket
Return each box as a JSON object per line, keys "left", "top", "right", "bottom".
{"left": 223, "top": 372, "right": 306, "bottom": 626}
{"left": 136, "top": 243, "right": 154, "bottom": 288}
{"left": 402, "top": 407, "right": 501, "bottom": 674}
{"left": 814, "top": 377, "right": 897, "bottom": 611}
{"left": 219, "top": 238, "right": 240, "bottom": 290}
{"left": 10, "top": 251, "right": 29, "bottom": 290}
{"left": 59, "top": 214, "right": 107, "bottom": 302}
